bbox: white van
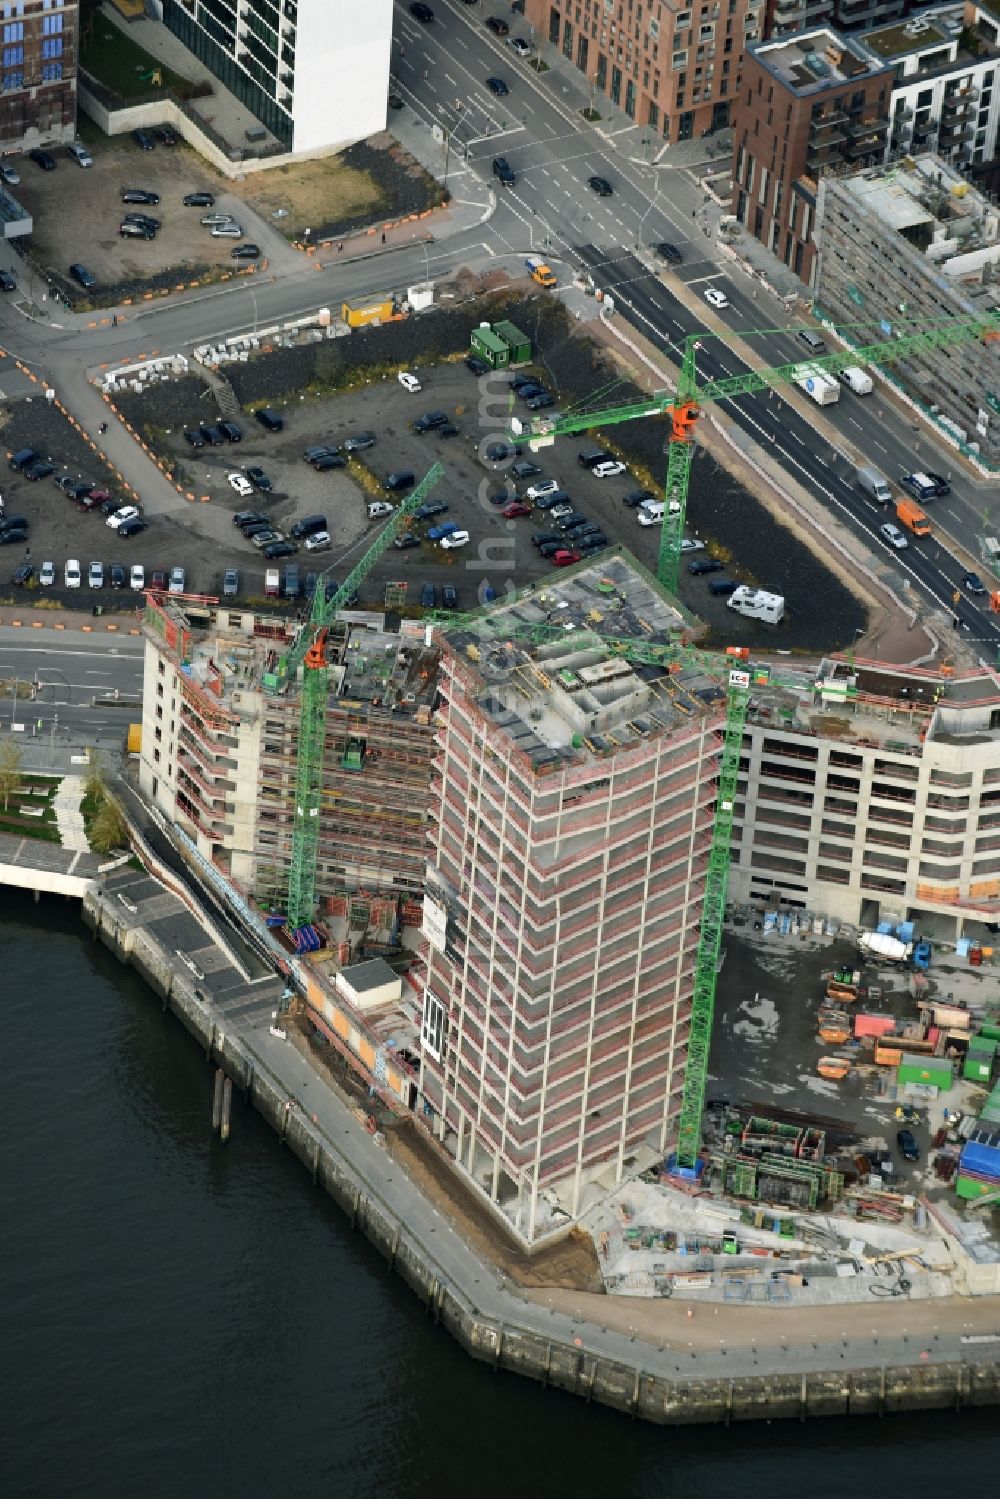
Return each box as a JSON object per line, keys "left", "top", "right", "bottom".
{"left": 637, "top": 498, "right": 680, "bottom": 526}
{"left": 727, "top": 586, "right": 784, "bottom": 624}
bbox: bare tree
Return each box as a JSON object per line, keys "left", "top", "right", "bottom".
{"left": 0, "top": 740, "right": 22, "bottom": 812}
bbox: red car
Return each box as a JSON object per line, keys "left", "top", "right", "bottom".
{"left": 551, "top": 549, "right": 580, "bottom": 567}
{"left": 502, "top": 501, "right": 532, "bottom": 519}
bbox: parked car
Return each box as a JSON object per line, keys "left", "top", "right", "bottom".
{"left": 250, "top": 529, "right": 282, "bottom": 548}
{"left": 153, "top": 125, "right": 179, "bottom": 146}
{"left": 38, "top": 561, "right": 55, "bottom": 587}
{"left": 183, "top": 191, "right": 215, "bottom": 207}
{"left": 12, "top": 561, "right": 33, "bottom": 585}
{"left": 199, "top": 424, "right": 224, "bottom": 446}
{"left": 0, "top": 269, "right": 15, "bottom": 292}
{"left": 393, "top": 533, "right": 420, "bottom": 550}
{"left": 511, "top": 460, "right": 541, "bottom": 479}
{"left": 486, "top": 16, "right": 510, "bottom": 36}
{"left": 623, "top": 488, "right": 655, "bottom": 507}
{"left": 526, "top": 393, "right": 555, "bottom": 410}
{"left": 149, "top": 569, "right": 168, "bottom": 592}
{"left": 29, "top": 148, "right": 56, "bottom": 171}
{"left": 465, "top": 355, "right": 489, "bottom": 376}
{"left": 107, "top": 506, "right": 141, "bottom": 529}
{"left": 168, "top": 566, "right": 186, "bottom": 594}
{"left": 25, "top": 461, "right": 55, "bottom": 481}
{"left": 342, "top": 430, "right": 375, "bottom": 453}
{"left": 441, "top": 585, "right": 458, "bottom": 609}
{"left": 440, "top": 530, "right": 470, "bottom": 549}
{"left": 231, "top": 245, "right": 260, "bottom": 260}
{"left": 413, "top": 411, "right": 448, "bottom": 433}
{"left": 896, "top": 1128, "right": 920, "bottom": 1161}
{"left": 70, "top": 263, "right": 96, "bottom": 289}
{"left": 420, "top": 582, "right": 438, "bottom": 608}
{"left": 183, "top": 428, "right": 205, "bottom": 448}
{"left": 109, "top": 564, "right": 126, "bottom": 589}
{"left": 119, "top": 221, "right": 156, "bottom": 240}
{"left": 509, "top": 36, "right": 532, "bottom": 57}
{"left": 503, "top": 502, "right": 532, "bottom": 519}
{"left": 246, "top": 467, "right": 272, "bottom": 493}
{"left": 304, "top": 444, "right": 338, "bottom": 464}
{"left": 263, "top": 540, "right": 297, "bottom": 559}
{"left": 688, "top": 558, "right": 723, "bottom": 575}
{"left": 223, "top": 568, "right": 239, "bottom": 597}
{"left": 253, "top": 407, "right": 284, "bottom": 432}
{"left": 415, "top": 501, "right": 447, "bottom": 520}
{"left": 122, "top": 187, "right": 160, "bottom": 205}
{"left": 218, "top": 420, "right": 242, "bottom": 443}
{"left": 398, "top": 371, "right": 422, "bottom": 392}
{"left": 117, "top": 519, "right": 147, "bottom": 539}
{"left": 485, "top": 442, "right": 511, "bottom": 462}
{"left": 536, "top": 490, "right": 571, "bottom": 511}
{"left": 591, "top": 460, "right": 627, "bottom": 479}
{"left": 0, "top": 528, "right": 27, "bottom": 545}
{"left": 234, "top": 511, "right": 268, "bottom": 529}
{"left": 130, "top": 564, "right": 145, "bottom": 591}
{"left": 303, "top": 531, "right": 332, "bottom": 552}
{"left": 551, "top": 549, "right": 581, "bottom": 566}
{"left": 65, "top": 559, "right": 81, "bottom": 588}
{"left": 132, "top": 129, "right": 156, "bottom": 150}
{"left": 211, "top": 223, "right": 242, "bottom": 239}
{"left": 532, "top": 532, "right": 560, "bottom": 548}
{"left": 428, "top": 522, "right": 458, "bottom": 541}
{"left": 0, "top": 162, "right": 20, "bottom": 186}
{"left": 313, "top": 452, "right": 346, "bottom": 471}
{"left": 369, "top": 501, "right": 394, "bottom": 519}
{"left": 88, "top": 561, "right": 104, "bottom": 589}
{"left": 527, "top": 479, "right": 561, "bottom": 500}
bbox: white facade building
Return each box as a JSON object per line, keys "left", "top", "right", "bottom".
{"left": 160, "top": 0, "right": 392, "bottom": 154}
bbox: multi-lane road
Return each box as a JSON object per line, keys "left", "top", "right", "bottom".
{"left": 0, "top": 629, "right": 143, "bottom": 751}
{"left": 0, "top": 0, "right": 996, "bottom": 647}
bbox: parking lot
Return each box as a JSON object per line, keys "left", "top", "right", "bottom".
{"left": 7, "top": 128, "right": 287, "bottom": 306}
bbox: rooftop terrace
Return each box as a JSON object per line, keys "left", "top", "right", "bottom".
{"left": 752, "top": 28, "right": 890, "bottom": 93}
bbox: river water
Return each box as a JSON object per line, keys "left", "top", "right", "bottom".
{"left": 4, "top": 888, "right": 998, "bottom": 1499}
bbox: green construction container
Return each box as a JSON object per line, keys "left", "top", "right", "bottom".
{"left": 964, "top": 1050, "right": 994, "bottom": 1083}
{"left": 897, "top": 1053, "right": 954, "bottom": 1091}
{"left": 955, "top": 1174, "right": 1000, "bottom": 1201}
{"left": 981, "top": 1018, "right": 1000, "bottom": 1042}
{"left": 470, "top": 324, "right": 510, "bottom": 368}
{"left": 492, "top": 319, "right": 532, "bottom": 365}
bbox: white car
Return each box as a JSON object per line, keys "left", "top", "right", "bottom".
{"left": 398, "top": 371, "right": 421, "bottom": 393}
{"left": 0, "top": 162, "right": 20, "bottom": 186}
{"left": 66, "top": 142, "right": 93, "bottom": 168}
{"left": 681, "top": 538, "right": 705, "bottom": 553}
{"left": 526, "top": 478, "right": 560, "bottom": 500}
{"left": 591, "top": 460, "right": 627, "bottom": 479}
{"left": 168, "top": 566, "right": 186, "bottom": 593}
{"left": 368, "top": 500, "right": 395, "bottom": 519}
{"left": 440, "top": 530, "right": 470, "bottom": 549}
{"left": 38, "top": 560, "right": 55, "bottom": 586}
{"left": 509, "top": 36, "right": 532, "bottom": 57}
{"left": 550, "top": 503, "right": 574, "bottom": 520}
{"left": 704, "top": 287, "right": 729, "bottom": 309}
{"left": 303, "top": 530, "right": 332, "bottom": 551}
{"left": 211, "top": 223, "right": 242, "bottom": 238}
{"left": 64, "top": 558, "right": 81, "bottom": 589}
{"left": 880, "top": 522, "right": 908, "bottom": 550}
{"left": 228, "top": 472, "right": 253, "bottom": 497}
{"left": 107, "top": 505, "right": 140, "bottom": 529}
{"left": 130, "top": 564, "right": 145, "bottom": 591}
{"left": 88, "top": 561, "right": 103, "bottom": 589}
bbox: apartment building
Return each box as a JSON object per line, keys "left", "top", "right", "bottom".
{"left": 416, "top": 553, "right": 726, "bottom": 1243}
{"left": 859, "top": 5, "right": 1000, "bottom": 172}
{"left": 815, "top": 154, "right": 1000, "bottom": 464}
{"left": 0, "top": 0, "right": 77, "bottom": 150}
{"left": 730, "top": 656, "right": 1000, "bottom": 939}
{"left": 766, "top": 0, "right": 906, "bottom": 40}
{"left": 138, "top": 594, "right": 440, "bottom": 931}
{"left": 526, "top": 0, "right": 765, "bottom": 141}
{"left": 731, "top": 27, "right": 893, "bottom": 282}
{"left": 157, "top": 0, "right": 392, "bottom": 152}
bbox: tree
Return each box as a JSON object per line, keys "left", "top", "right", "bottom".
{"left": 88, "top": 798, "right": 128, "bottom": 856}
{"left": 84, "top": 748, "right": 105, "bottom": 805}
{"left": 0, "top": 740, "right": 22, "bottom": 811}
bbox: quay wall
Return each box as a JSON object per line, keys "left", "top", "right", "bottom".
{"left": 80, "top": 886, "right": 1000, "bottom": 1427}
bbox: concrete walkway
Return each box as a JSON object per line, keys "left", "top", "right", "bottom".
{"left": 51, "top": 774, "right": 90, "bottom": 852}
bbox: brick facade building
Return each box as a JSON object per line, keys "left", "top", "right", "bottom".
{"left": 731, "top": 28, "right": 892, "bottom": 283}
{"left": 526, "top": 0, "right": 764, "bottom": 141}
{"left": 0, "top": 0, "right": 77, "bottom": 149}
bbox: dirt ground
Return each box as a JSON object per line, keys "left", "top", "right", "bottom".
{"left": 285, "top": 1003, "right": 602, "bottom": 1292}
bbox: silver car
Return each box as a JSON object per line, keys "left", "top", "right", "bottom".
{"left": 211, "top": 223, "right": 242, "bottom": 239}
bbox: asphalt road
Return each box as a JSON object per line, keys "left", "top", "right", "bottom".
{"left": 575, "top": 245, "right": 1000, "bottom": 646}
{"left": 0, "top": 628, "right": 143, "bottom": 748}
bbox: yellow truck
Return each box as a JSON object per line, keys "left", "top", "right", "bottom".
{"left": 524, "top": 255, "right": 557, "bottom": 289}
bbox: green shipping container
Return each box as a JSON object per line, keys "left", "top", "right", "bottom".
{"left": 964, "top": 1052, "right": 993, "bottom": 1082}
{"left": 981, "top": 1020, "right": 1000, "bottom": 1042}
{"left": 493, "top": 319, "right": 532, "bottom": 365}
{"left": 470, "top": 325, "right": 510, "bottom": 368}
{"left": 897, "top": 1053, "right": 953, "bottom": 1090}
{"left": 955, "top": 1174, "right": 1000, "bottom": 1201}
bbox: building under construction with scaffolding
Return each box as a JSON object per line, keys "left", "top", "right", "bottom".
{"left": 416, "top": 551, "right": 729, "bottom": 1242}
{"left": 137, "top": 595, "right": 441, "bottom": 943}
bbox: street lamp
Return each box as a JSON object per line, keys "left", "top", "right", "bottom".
{"left": 247, "top": 284, "right": 259, "bottom": 338}
{"left": 414, "top": 235, "right": 430, "bottom": 291}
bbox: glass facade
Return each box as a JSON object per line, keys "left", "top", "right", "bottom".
{"left": 162, "top": 0, "right": 293, "bottom": 147}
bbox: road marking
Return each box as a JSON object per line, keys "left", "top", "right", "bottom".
{"left": 944, "top": 506, "right": 961, "bottom": 521}
{"left": 873, "top": 440, "right": 888, "bottom": 453}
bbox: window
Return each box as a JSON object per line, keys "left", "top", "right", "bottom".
{"left": 421, "top": 991, "right": 447, "bottom": 1061}
{"left": 40, "top": 61, "right": 61, "bottom": 81}
{"left": 2, "top": 21, "right": 21, "bottom": 41}
{"left": 41, "top": 12, "right": 61, "bottom": 34}
{"left": 2, "top": 43, "right": 22, "bottom": 65}
{"left": 3, "top": 70, "right": 22, "bottom": 90}
{"left": 41, "top": 37, "right": 61, "bottom": 59}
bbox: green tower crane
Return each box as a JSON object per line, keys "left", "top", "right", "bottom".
{"left": 283, "top": 462, "right": 444, "bottom": 934}
{"left": 512, "top": 309, "right": 1000, "bottom": 593}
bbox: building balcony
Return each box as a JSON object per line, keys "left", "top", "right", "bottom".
{"left": 940, "top": 119, "right": 975, "bottom": 143}
{"left": 845, "top": 115, "right": 890, "bottom": 137}
{"left": 942, "top": 89, "right": 978, "bottom": 113}
{"left": 809, "top": 112, "right": 848, "bottom": 138}
{"left": 178, "top": 755, "right": 229, "bottom": 807}
{"left": 807, "top": 142, "right": 846, "bottom": 171}
{"left": 841, "top": 133, "right": 890, "bottom": 160}
{"left": 893, "top": 105, "right": 914, "bottom": 123}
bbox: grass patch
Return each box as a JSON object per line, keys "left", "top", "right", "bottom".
{"left": 79, "top": 17, "right": 203, "bottom": 100}
{"left": 581, "top": 108, "right": 602, "bottom": 122}
{"left": 238, "top": 159, "right": 386, "bottom": 243}
{"left": 0, "top": 813, "right": 60, "bottom": 842}
{"left": 530, "top": 59, "right": 550, "bottom": 73}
